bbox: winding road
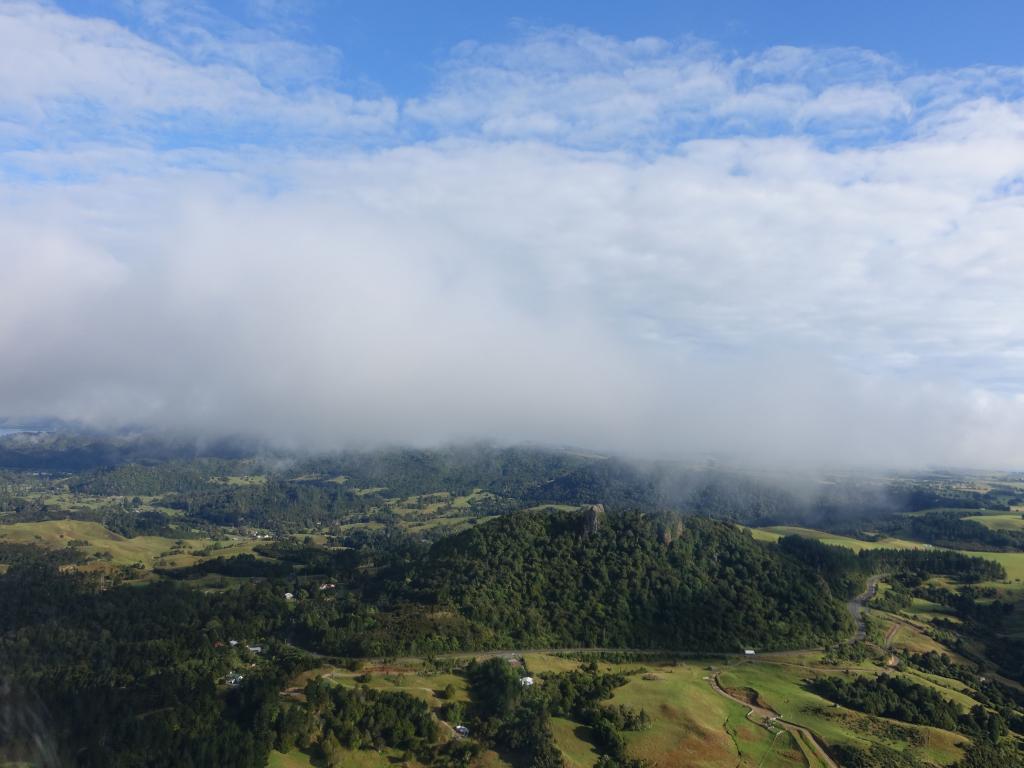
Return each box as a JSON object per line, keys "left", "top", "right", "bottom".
{"left": 846, "top": 575, "right": 880, "bottom": 642}
{"left": 699, "top": 574, "right": 882, "bottom": 767}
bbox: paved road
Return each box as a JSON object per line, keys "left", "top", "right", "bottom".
{"left": 847, "top": 575, "right": 881, "bottom": 642}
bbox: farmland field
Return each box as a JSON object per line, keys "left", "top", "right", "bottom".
{"left": 749, "top": 525, "right": 930, "bottom": 552}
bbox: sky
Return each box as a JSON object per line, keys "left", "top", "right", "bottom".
{"left": 3, "top": 0, "right": 1024, "bottom": 468}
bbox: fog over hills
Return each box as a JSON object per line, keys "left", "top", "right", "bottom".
{"left": 3, "top": 3, "right": 1024, "bottom": 468}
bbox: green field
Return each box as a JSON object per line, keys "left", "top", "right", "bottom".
{"left": 550, "top": 717, "right": 600, "bottom": 768}
{"left": 749, "top": 526, "right": 930, "bottom": 552}
{"left": 607, "top": 661, "right": 784, "bottom": 767}
{"left": 0, "top": 519, "right": 261, "bottom": 571}
{"left": 719, "top": 661, "right": 965, "bottom": 766}
{"left": 965, "top": 513, "right": 1024, "bottom": 532}
{"left": 267, "top": 750, "right": 315, "bottom": 768}
{"left": 269, "top": 746, "right": 407, "bottom": 767}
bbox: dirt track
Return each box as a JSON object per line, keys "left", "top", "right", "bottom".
{"left": 708, "top": 672, "right": 839, "bottom": 768}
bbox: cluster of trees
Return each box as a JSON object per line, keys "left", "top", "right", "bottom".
{"left": 0, "top": 559, "right": 309, "bottom": 766}
{"left": 160, "top": 553, "right": 294, "bottom": 580}
{"left": 907, "top": 510, "right": 1024, "bottom": 551}
{"left": 171, "top": 480, "right": 378, "bottom": 530}
{"left": 463, "top": 658, "right": 649, "bottom": 768}
{"left": 834, "top": 737, "right": 1024, "bottom": 768}
{"left": 414, "top": 510, "right": 850, "bottom": 651}
{"left": 873, "top": 583, "right": 914, "bottom": 612}
{"left": 779, "top": 534, "right": 1006, "bottom": 602}
{"left": 810, "top": 674, "right": 1004, "bottom": 738}
{"left": 0, "top": 541, "right": 87, "bottom": 568}
{"left": 68, "top": 461, "right": 237, "bottom": 495}
{"left": 815, "top": 671, "right": 1024, "bottom": 765}
{"left": 276, "top": 679, "right": 438, "bottom": 765}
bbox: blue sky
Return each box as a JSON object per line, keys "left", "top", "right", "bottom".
{"left": 3, "top": 1, "right": 1024, "bottom": 467}
{"left": 59, "top": 0, "right": 1024, "bottom": 98}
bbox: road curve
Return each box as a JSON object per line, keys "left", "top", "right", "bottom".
{"left": 847, "top": 575, "right": 881, "bottom": 642}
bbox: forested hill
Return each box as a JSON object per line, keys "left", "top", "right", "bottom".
{"left": 411, "top": 508, "right": 852, "bottom": 651}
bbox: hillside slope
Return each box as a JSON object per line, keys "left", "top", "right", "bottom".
{"left": 414, "top": 509, "right": 851, "bottom": 651}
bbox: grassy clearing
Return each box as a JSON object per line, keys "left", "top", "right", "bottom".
{"left": 550, "top": 717, "right": 600, "bottom": 768}
{"left": 267, "top": 750, "right": 315, "bottom": 768}
{"left": 964, "top": 551, "right": 1024, "bottom": 582}
{"left": 328, "top": 668, "right": 470, "bottom": 713}
{"left": 0, "top": 519, "right": 260, "bottom": 570}
{"left": 526, "top": 504, "right": 580, "bottom": 513}
{"left": 965, "top": 513, "right": 1024, "bottom": 532}
{"left": 607, "top": 661, "right": 768, "bottom": 767}
{"left": 212, "top": 475, "right": 267, "bottom": 486}
{"left": 748, "top": 526, "right": 929, "bottom": 552}
{"left": 405, "top": 515, "right": 499, "bottom": 533}
{"left": 353, "top": 487, "right": 387, "bottom": 496}
{"left": 268, "top": 747, "right": 406, "bottom": 767}
{"left": 904, "top": 597, "right": 957, "bottom": 624}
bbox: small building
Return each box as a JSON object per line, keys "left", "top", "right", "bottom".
{"left": 319, "top": 583, "right": 336, "bottom": 591}
{"left": 225, "top": 672, "right": 244, "bottom": 687}
{"left": 284, "top": 592, "right": 295, "bottom": 601}
{"left": 454, "top": 725, "right": 470, "bottom": 736}
{"left": 520, "top": 676, "right": 535, "bottom": 686}
{"left": 744, "top": 649, "right": 756, "bottom": 656}
{"left": 228, "top": 640, "right": 239, "bottom": 647}
{"left": 246, "top": 645, "right": 263, "bottom": 654}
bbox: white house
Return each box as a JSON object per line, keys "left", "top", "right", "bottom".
{"left": 744, "top": 649, "right": 756, "bottom": 656}
{"left": 520, "top": 676, "right": 535, "bottom": 686}
{"left": 284, "top": 592, "right": 295, "bottom": 601}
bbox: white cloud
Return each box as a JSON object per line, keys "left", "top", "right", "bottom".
{"left": 0, "top": 0, "right": 395, "bottom": 142}
{"left": 3, "top": 7, "right": 1024, "bottom": 468}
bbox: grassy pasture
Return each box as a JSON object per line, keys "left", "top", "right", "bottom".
{"left": 267, "top": 750, "right": 315, "bottom": 768}
{"left": 607, "top": 661, "right": 776, "bottom": 767}
{"left": 550, "top": 717, "right": 600, "bottom": 768}
{"left": 965, "top": 513, "right": 1024, "bottom": 532}
{"left": 749, "top": 526, "right": 929, "bottom": 552}
{"left": 719, "top": 661, "right": 965, "bottom": 766}
{"left": 293, "top": 652, "right": 977, "bottom": 767}
{"left": 0, "top": 519, "right": 261, "bottom": 570}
